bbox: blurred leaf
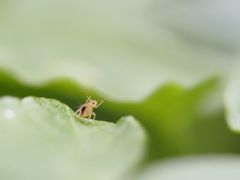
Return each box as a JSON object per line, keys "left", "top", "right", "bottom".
{"left": 108, "top": 78, "right": 240, "bottom": 159}
{"left": 224, "top": 68, "right": 240, "bottom": 132}
{"left": 1, "top": 70, "right": 240, "bottom": 161}
{"left": 0, "top": 0, "right": 235, "bottom": 101}
{"left": 156, "top": 0, "right": 240, "bottom": 50}
{"left": 0, "top": 96, "right": 146, "bottom": 180}
{"left": 136, "top": 156, "right": 240, "bottom": 180}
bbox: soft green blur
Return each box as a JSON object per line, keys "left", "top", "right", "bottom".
{"left": 0, "top": 0, "right": 237, "bottom": 101}
{"left": 0, "top": 0, "right": 240, "bottom": 180}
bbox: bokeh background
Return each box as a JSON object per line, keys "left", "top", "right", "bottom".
{"left": 1, "top": 0, "right": 240, "bottom": 179}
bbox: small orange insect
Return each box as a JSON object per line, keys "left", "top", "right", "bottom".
{"left": 75, "top": 96, "right": 104, "bottom": 120}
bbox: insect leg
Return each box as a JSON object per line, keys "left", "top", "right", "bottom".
{"left": 75, "top": 109, "right": 81, "bottom": 115}
{"left": 96, "top": 100, "right": 104, "bottom": 108}
{"left": 86, "top": 96, "right": 91, "bottom": 103}
{"left": 91, "top": 112, "right": 96, "bottom": 120}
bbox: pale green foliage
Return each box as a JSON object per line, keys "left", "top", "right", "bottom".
{"left": 225, "top": 68, "right": 240, "bottom": 132}
{"left": 0, "top": 96, "right": 146, "bottom": 180}
{"left": 137, "top": 156, "right": 240, "bottom": 180}
{"left": 0, "top": 0, "right": 236, "bottom": 101}
{"left": 0, "top": 0, "right": 240, "bottom": 180}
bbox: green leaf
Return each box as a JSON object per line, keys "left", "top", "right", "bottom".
{"left": 136, "top": 156, "right": 240, "bottom": 180}
{"left": 156, "top": 0, "right": 240, "bottom": 49}
{"left": 106, "top": 78, "right": 240, "bottom": 157}
{"left": 0, "top": 0, "right": 234, "bottom": 101}
{"left": 224, "top": 69, "right": 240, "bottom": 132}
{"left": 2, "top": 71, "right": 240, "bottom": 161}
{"left": 0, "top": 96, "right": 146, "bottom": 180}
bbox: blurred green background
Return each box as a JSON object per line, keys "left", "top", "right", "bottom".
{"left": 1, "top": 0, "right": 240, "bottom": 179}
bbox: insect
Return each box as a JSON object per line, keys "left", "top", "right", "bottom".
{"left": 75, "top": 96, "right": 104, "bottom": 120}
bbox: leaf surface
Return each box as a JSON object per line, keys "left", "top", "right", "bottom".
{"left": 0, "top": 96, "right": 146, "bottom": 180}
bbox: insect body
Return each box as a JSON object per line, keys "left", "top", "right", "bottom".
{"left": 76, "top": 96, "right": 104, "bottom": 120}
